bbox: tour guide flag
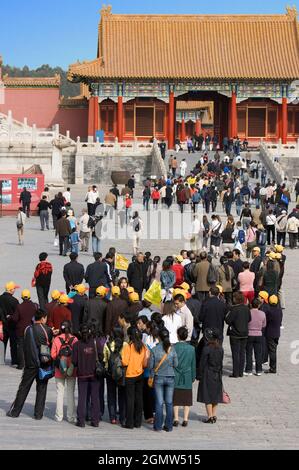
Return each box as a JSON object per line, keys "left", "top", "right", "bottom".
{"left": 115, "top": 253, "right": 129, "bottom": 271}
{"left": 144, "top": 280, "right": 162, "bottom": 306}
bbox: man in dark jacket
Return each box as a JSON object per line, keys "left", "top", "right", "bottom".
{"left": 232, "top": 249, "right": 244, "bottom": 284}
{"left": 127, "top": 253, "right": 147, "bottom": 300}
{"left": 127, "top": 175, "right": 135, "bottom": 197}
{"left": 11, "top": 290, "right": 38, "bottom": 369}
{"left": 55, "top": 211, "right": 71, "bottom": 256}
{"left": 105, "top": 286, "right": 128, "bottom": 336}
{"left": 199, "top": 287, "right": 228, "bottom": 340}
{"left": 37, "top": 196, "right": 50, "bottom": 230}
{"left": 85, "top": 253, "right": 113, "bottom": 299}
{"left": 33, "top": 253, "right": 53, "bottom": 312}
{"left": 63, "top": 253, "right": 85, "bottom": 293}
{"left": 264, "top": 295, "right": 283, "bottom": 374}
{"left": 84, "top": 286, "right": 108, "bottom": 334}
{"left": 250, "top": 247, "right": 263, "bottom": 293}
{"left": 69, "top": 285, "right": 88, "bottom": 336}
{"left": 225, "top": 292, "right": 251, "bottom": 378}
{"left": 49, "top": 194, "right": 64, "bottom": 230}
{"left": 7, "top": 309, "right": 53, "bottom": 419}
{"left": 0, "top": 282, "right": 20, "bottom": 365}
{"left": 19, "top": 187, "right": 32, "bottom": 217}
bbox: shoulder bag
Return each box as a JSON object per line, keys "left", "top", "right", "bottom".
{"left": 148, "top": 348, "right": 171, "bottom": 388}
{"left": 29, "top": 326, "right": 54, "bottom": 381}
{"left": 94, "top": 338, "right": 106, "bottom": 379}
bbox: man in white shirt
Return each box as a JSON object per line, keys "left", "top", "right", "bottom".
{"left": 85, "top": 185, "right": 99, "bottom": 216}
{"left": 180, "top": 159, "right": 188, "bottom": 178}
{"left": 173, "top": 293, "right": 194, "bottom": 342}
{"left": 63, "top": 187, "right": 71, "bottom": 204}
{"left": 79, "top": 209, "right": 91, "bottom": 252}
{"left": 190, "top": 215, "right": 202, "bottom": 253}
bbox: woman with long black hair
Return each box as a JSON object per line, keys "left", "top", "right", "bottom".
{"left": 72, "top": 323, "right": 105, "bottom": 428}
{"left": 197, "top": 328, "right": 224, "bottom": 423}
{"left": 217, "top": 257, "right": 235, "bottom": 305}
{"left": 149, "top": 329, "right": 178, "bottom": 432}
{"left": 121, "top": 326, "right": 149, "bottom": 429}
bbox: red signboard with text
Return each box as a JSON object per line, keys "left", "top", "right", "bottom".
{"left": 0, "top": 174, "right": 45, "bottom": 214}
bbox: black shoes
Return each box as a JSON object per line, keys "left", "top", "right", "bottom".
{"left": 264, "top": 369, "right": 277, "bottom": 374}
{"left": 173, "top": 421, "right": 179, "bottom": 427}
{"left": 76, "top": 422, "right": 85, "bottom": 427}
{"left": 163, "top": 426, "right": 171, "bottom": 432}
{"left": 182, "top": 421, "right": 188, "bottom": 427}
{"left": 6, "top": 411, "right": 18, "bottom": 418}
{"left": 203, "top": 417, "right": 217, "bottom": 424}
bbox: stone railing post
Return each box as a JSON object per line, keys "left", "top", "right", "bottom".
{"left": 51, "top": 145, "right": 64, "bottom": 185}
{"left": 32, "top": 124, "right": 37, "bottom": 147}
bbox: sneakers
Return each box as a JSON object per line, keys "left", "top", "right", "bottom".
{"left": 255, "top": 372, "right": 262, "bottom": 376}
{"left": 243, "top": 372, "right": 253, "bottom": 376}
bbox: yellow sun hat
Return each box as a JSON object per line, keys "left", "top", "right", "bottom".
{"left": 269, "top": 295, "right": 279, "bottom": 306}
{"left": 96, "top": 286, "right": 109, "bottom": 297}
{"left": 258, "top": 291, "right": 269, "bottom": 303}
{"left": 129, "top": 292, "right": 140, "bottom": 303}
{"left": 59, "top": 294, "right": 74, "bottom": 305}
{"left": 51, "top": 290, "right": 61, "bottom": 300}
{"left": 179, "top": 282, "right": 190, "bottom": 291}
{"left": 274, "top": 245, "right": 284, "bottom": 253}
{"left": 127, "top": 287, "right": 135, "bottom": 294}
{"left": 21, "top": 289, "right": 31, "bottom": 300}
{"left": 74, "top": 284, "right": 89, "bottom": 295}
{"left": 111, "top": 286, "right": 121, "bottom": 296}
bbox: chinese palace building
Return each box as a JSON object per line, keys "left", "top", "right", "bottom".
{"left": 67, "top": 5, "right": 299, "bottom": 147}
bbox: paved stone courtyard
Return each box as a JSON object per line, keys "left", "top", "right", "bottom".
{"left": 0, "top": 151, "right": 299, "bottom": 449}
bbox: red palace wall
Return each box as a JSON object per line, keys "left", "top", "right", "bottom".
{"left": 0, "top": 88, "right": 60, "bottom": 128}
{"left": 0, "top": 87, "right": 88, "bottom": 139}
{"left": 54, "top": 108, "right": 88, "bottom": 140}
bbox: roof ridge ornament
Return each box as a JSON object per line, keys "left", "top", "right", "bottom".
{"left": 100, "top": 4, "right": 112, "bottom": 17}
{"left": 286, "top": 5, "right": 298, "bottom": 20}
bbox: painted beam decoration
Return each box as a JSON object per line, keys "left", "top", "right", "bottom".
{"left": 95, "top": 81, "right": 292, "bottom": 101}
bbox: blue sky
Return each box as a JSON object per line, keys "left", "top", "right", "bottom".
{"left": 1, "top": 0, "right": 298, "bottom": 70}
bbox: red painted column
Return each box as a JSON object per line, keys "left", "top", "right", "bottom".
{"left": 117, "top": 96, "right": 124, "bottom": 142}
{"left": 195, "top": 118, "right": 202, "bottom": 136}
{"left": 281, "top": 97, "right": 288, "bottom": 145}
{"left": 230, "top": 87, "right": 237, "bottom": 138}
{"left": 94, "top": 98, "right": 100, "bottom": 136}
{"left": 88, "top": 97, "right": 95, "bottom": 138}
{"left": 181, "top": 118, "right": 186, "bottom": 141}
{"left": 168, "top": 86, "right": 175, "bottom": 149}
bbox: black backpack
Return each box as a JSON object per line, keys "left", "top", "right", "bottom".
{"left": 207, "top": 263, "right": 217, "bottom": 285}
{"left": 56, "top": 336, "right": 75, "bottom": 376}
{"left": 87, "top": 216, "right": 95, "bottom": 229}
{"left": 107, "top": 343, "right": 125, "bottom": 384}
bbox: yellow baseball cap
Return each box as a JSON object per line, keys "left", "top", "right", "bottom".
{"left": 51, "top": 290, "right": 61, "bottom": 300}
{"left": 96, "top": 286, "right": 109, "bottom": 297}
{"left": 180, "top": 282, "right": 190, "bottom": 291}
{"left": 259, "top": 291, "right": 269, "bottom": 303}
{"left": 111, "top": 286, "right": 121, "bottom": 296}
{"left": 269, "top": 295, "right": 279, "bottom": 305}
{"left": 175, "top": 255, "right": 184, "bottom": 263}
{"left": 275, "top": 253, "right": 282, "bottom": 260}
{"left": 5, "top": 282, "right": 20, "bottom": 292}
{"left": 267, "top": 252, "right": 276, "bottom": 260}
{"left": 127, "top": 287, "right": 135, "bottom": 294}
{"left": 59, "top": 294, "right": 74, "bottom": 305}
{"left": 129, "top": 292, "right": 139, "bottom": 302}
{"left": 21, "top": 289, "right": 31, "bottom": 299}
{"left": 74, "top": 284, "right": 89, "bottom": 295}
{"left": 252, "top": 247, "right": 261, "bottom": 253}
{"left": 274, "top": 245, "right": 284, "bottom": 253}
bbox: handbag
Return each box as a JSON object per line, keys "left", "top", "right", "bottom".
{"left": 39, "top": 325, "right": 52, "bottom": 364}
{"left": 94, "top": 339, "right": 105, "bottom": 379}
{"left": 222, "top": 390, "right": 231, "bottom": 404}
{"left": 54, "top": 237, "right": 59, "bottom": 247}
{"left": 148, "top": 349, "right": 170, "bottom": 388}
{"left": 29, "top": 326, "right": 54, "bottom": 381}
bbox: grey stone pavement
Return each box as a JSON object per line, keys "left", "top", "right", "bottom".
{"left": 0, "top": 150, "right": 299, "bottom": 449}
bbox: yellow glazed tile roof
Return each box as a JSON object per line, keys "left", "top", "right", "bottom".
{"left": 3, "top": 74, "right": 61, "bottom": 87}
{"left": 69, "top": 7, "right": 299, "bottom": 81}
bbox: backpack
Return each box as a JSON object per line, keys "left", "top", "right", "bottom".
{"left": 107, "top": 343, "right": 125, "bottom": 384}
{"left": 276, "top": 215, "right": 287, "bottom": 232}
{"left": 257, "top": 231, "right": 267, "bottom": 246}
{"left": 57, "top": 336, "right": 75, "bottom": 377}
{"left": 207, "top": 263, "right": 217, "bottom": 285}
{"left": 87, "top": 216, "right": 95, "bottom": 229}
{"left": 192, "top": 192, "right": 201, "bottom": 203}
{"left": 288, "top": 218, "right": 298, "bottom": 232}
{"left": 237, "top": 229, "right": 246, "bottom": 245}
{"left": 281, "top": 194, "right": 289, "bottom": 205}
{"left": 134, "top": 220, "right": 140, "bottom": 232}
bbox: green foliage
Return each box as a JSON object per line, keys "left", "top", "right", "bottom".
{"left": 2, "top": 64, "right": 81, "bottom": 97}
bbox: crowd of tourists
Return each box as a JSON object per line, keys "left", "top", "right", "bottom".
{"left": 2, "top": 147, "right": 290, "bottom": 431}
{"left": 0, "top": 238, "right": 284, "bottom": 430}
